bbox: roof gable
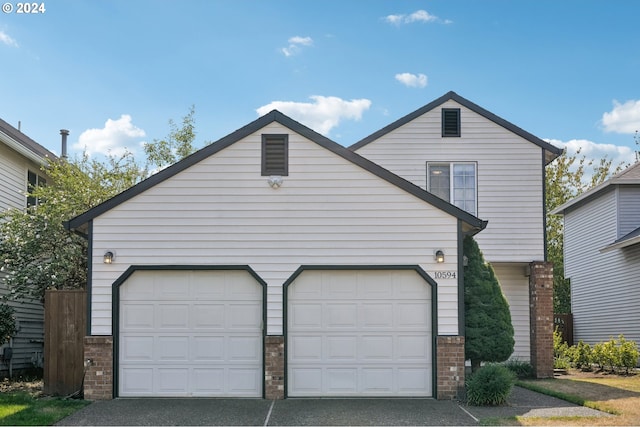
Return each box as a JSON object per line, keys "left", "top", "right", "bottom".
{"left": 551, "top": 162, "right": 640, "bottom": 215}
{"left": 0, "top": 117, "right": 57, "bottom": 163}
{"left": 350, "top": 91, "right": 563, "bottom": 164}
{"left": 66, "top": 110, "right": 487, "bottom": 234}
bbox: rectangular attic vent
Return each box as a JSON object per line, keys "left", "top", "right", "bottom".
{"left": 261, "top": 134, "right": 288, "bottom": 176}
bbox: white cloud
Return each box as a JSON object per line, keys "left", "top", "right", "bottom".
{"left": 545, "top": 138, "right": 635, "bottom": 182}
{"left": 256, "top": 96, "right": 372, "bottom": 135}
{"left": 602, "top": 99, "right": 640, "bottom": 134}
{"left": 0, "top": 30, "right": 18, "bottom": 47}
{"left": 395, "top": 72, "right": 427, "bottom": 88}
{"left": 281, "top": 36, "right": 313, "bottom": 57}
{"left": 383, "top": 9, "right": 451, "bottom": 25}
{"left": 74, "top": 115, "right": 146, "bottom": 157}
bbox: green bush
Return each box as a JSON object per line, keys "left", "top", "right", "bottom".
{"left": 466, "top": 364, "right": 516, "bottom": 406}
{"left": 616, "top": 335, "right": 639, "bottom": 374}
{"left": 572, "top": 340, "right": 593, "bottom": 371}
{"left": 553, "top": 328, "right": 571, "bottom": 369}
{"left": 502, "top": 358, "right": 535, "bottom": 379}
{"left": 0, "top": 304, "right": 17, "bottom": 346}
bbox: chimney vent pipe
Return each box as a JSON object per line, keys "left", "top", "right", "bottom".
{"left": 60, "top": 129, "right": 69, "bottom": 158}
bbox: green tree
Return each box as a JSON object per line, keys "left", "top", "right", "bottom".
{"left": 545, "top": 149, "right": 625, "bottom": 313}
{"left": 1, "top": 108, "right": 202, "bottom": 303}
{"left": 464, "top": 235, "right": 515, "bottom": 372}
{"left": 144, "top": 105, "right": 199, "bottom": 171}
{"left": 0, "top": 152, "right": 145, "bottom": 302}
{"left": 0, "top": 304, "right": 17, "bottom": 346}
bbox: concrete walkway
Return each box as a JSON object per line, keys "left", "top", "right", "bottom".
{"left": 56, "top": 387, "right": 612, "bottom": 426}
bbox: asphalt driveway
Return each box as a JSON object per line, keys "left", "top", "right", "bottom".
{"left": 56, "top": 387, "right": 611, "bottom": 426}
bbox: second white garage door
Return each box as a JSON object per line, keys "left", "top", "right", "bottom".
{"left": 287, "top": 269, "right": 432, "bottom": 397}
{"left": 118, "top": 269, "right": 263, "bottom": 397}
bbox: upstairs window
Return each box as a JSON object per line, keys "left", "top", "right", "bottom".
{"left": 27, "top": 170, "right": 47, "bottom": 208}
{"left": 442, "top": 108, "right": 461, "bottom": 137}
{"left": 427, "top": 162, "right": 477, "bottom": 216}
{"left": 261, "top": 134, "right": 288, "bottom": 176}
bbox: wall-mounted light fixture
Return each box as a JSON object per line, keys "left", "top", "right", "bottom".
{"left": 103, "top": 251, "right": 114, "bottom": 264}
{"left": 268, "top": 176, "right": 283, "bottom": 189}
{"left": 435, "top": 250, "right": 445, "bottom": 263}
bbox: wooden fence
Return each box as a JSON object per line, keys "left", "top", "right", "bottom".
{"left": 554, "top": 313, "right": 574, "bottom": 346}
{"left": 44, "top": 289, "right": 86, "bottom": 396}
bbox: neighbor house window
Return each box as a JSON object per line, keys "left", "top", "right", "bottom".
{"left": 427, "top": 162, "right": 477, "bottom": 215}
{"left": 27, "top": 170, "right": 46, "bottom": 208}
{"left": 442, "top": 108, "right": 461, "bottom": 137}
{"left": 261, "top": 134, "right": 288, "bottom": 176}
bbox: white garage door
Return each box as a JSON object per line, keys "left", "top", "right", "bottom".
{"left": 118, "top": 269, "right": 263, "bottom": 397}
{"left": 287, "top": 269, "right": 432, "bottom": 397}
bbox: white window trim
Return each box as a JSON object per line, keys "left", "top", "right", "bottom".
{"left": 426, "top": 162, "right": 478, "bottom": 216}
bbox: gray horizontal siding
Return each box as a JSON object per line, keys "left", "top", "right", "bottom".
{"left": 618, "top": 185, "right": 640, "bottom": 238}
{"left": 564, "top": 189, "right": 640, "bottom": 344}
{"left": 0, "top": 280, "right": 44, "bottom": 376}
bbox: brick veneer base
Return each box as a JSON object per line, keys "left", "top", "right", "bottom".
{"left": 83, "top": 336, "right": 114, "bottom": 400}
{"left": 529, "top": 261, "right": 554, "bottom": 378}
{"left": 436, "top": 335, "right": 465, "bottom": 400}
{"left": 265, "top": 336, "right": 285, "bottom": 399}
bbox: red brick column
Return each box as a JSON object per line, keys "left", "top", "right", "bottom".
{"left": 83, "top": 336, "right": 113, "bottom": 400}
{"left": 529, "top": 261, "right": 554, "bottom": 378}
{"left": 436, "top": 335, "right": 465, "bottom": 399}
{"left": 265, "top": 336, "right": 284, "bottom": 399}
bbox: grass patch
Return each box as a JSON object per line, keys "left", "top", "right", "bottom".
{"left": 496, "top": 370, "right": 640, "bottom": 426}
{"left": 0, "top": 392, "right": 89, "bottom": 426}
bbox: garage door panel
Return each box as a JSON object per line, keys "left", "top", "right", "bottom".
{"left": 289, "top": 336, "right": 322, "bottom": 360}
{"left": 120, "top": 368, "right": 153, "bottom": 394}
{"left": 325, "top": 303, "right": 357, "bottom": 328}
{"left": 288, "top": 270, "right": 432, "bottom": 397}
{"left": 398, "top": 368, "right": 431, "bottom": 392}
{"left": 326, "top": 368, "right": 357, "bottom": 393}
{"left": 290, "top": 304, "right": 322, "bottom": 328}
{"left": 193, "top": 304, "right": 225, "bottom": 329}
{"left": 228, "top": 302, "right": 262, "bottom": 329}
{"left": 325, "top": 336, "right": 357, "bottom": 360}
{"left": 122, "top": 304, "right": 154, "bottom": 329}
{"left": 157, "top": 336, "right": 189, "bottom": 361}
{"left": 192, "top": 336, "right": 225, "bottom": 360}
{"left": 157, "top": 368, "right": 189, "bottom": 394}
{"left": 362, "top": 368, "right": 393, "bottom": 392}
{"left": 397, "top": 303, "right": 430, "bottom": 328}
{"left": 361, "top": 335, "right": 394, "bottom": 360}
{"left": 119, "top": 270, "right": 263, "bottom": 397}
{"left": 158, "top": 304, "right": 190, "bottom": 329}
{"left": 121, "top": 336, "right": 154, "bottom": 361}
{"left": 228, "top": 336, "right": 261, "bottom": 361}
{"left": 361, "top": 303, "right": 393, "bottom": 328}
{"left": 397, "top": 335, "right": 430, "bottom": 360}
{"left": 191, "top": 369, "right": 224, "bottom": 394}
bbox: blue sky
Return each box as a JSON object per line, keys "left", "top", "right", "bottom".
{"left": 1, "top": 0, "right": 639, "bottom": 168}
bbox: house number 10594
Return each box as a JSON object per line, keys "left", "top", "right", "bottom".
{"left": 434, "top": 271, "right": 457, "bottom": 279}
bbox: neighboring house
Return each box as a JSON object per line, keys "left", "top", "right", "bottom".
{"left": 66, "top": 93, "right": 557, "bottom": 401}
{"left": 352, "top": 91, "right": 563, "bottom": 362}
{"left": 551, "top": 162, "right": 640, "bottom": 345}
{"left": 0, "top": 118, "right": 57, "bottom": 377}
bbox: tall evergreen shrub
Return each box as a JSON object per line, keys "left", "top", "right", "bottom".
{"left": 464, "top": 235, "right": 515, "bottom": 372}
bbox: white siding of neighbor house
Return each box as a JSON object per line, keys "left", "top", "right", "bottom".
{"left": 0, "top": 143, "right": 46, "bottom": 376}
{"left": 355, "top": 99, "right": 545, "bottom": 264}
{"left": 89, "top": 122, "right": 461, "bottom": 336}
{"left": 492, "top": 263, "right": 530, "bottom": 360}
{"left": 0, "top": 143, "right": 29, "bottom": 211}
{"left": 0, "top": 276, "right": 45, "bottom": 376}
{"left": 618, "top": 186, "right": 640, "bottom": 238}
{"left": 564, "top": 188, "right": 640, "bottom": 344}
